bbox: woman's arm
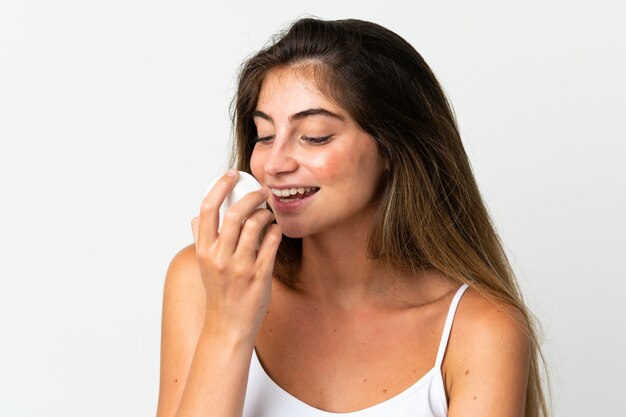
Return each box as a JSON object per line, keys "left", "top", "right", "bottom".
{"left": 156, "top": 171, "right": 281, "bottom": 417}
{"left": 446, "top": 296, "right": 531, "bottom": 417}
{"left": 156, "top": 244, "right": 205, "bottom": 417}
{"left": 158, "top": 244, "right": 256, "bottom": 417}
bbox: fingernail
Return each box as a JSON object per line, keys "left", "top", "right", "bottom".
{"left": 226, "top": 169, "right": 238, "bottom": 177}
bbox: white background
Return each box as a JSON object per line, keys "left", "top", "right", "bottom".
{"left": 1, "top": 1, "right": 624, "bottom": 416}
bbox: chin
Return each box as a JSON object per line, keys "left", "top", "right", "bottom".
{"left": 276, "top": 227, "right": 312, "bottom": 240}
{"left": 273, "top": 218, "right": 318, "bottom": 239}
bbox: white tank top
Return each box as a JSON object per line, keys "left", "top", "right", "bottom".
{"left": 242, "top": 283, "right": 469, "bottom": 417}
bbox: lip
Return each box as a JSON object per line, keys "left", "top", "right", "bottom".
{"left": 271, "top": 188, "right": 319, "bottom": 213}
{"left": 267, "top": 184, "right": 319, "bottom": 190}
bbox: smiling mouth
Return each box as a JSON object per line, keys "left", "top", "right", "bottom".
{"left": 270, "top": 187, "right": 320, "bottom": 202}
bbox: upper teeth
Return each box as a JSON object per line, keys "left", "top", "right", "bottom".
{"left": 271, "top": 187, "right": 317, "bottom": 197}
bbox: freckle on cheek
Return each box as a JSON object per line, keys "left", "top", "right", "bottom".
{"left": 464, "top": 369, "right": 469, "bottom": 376}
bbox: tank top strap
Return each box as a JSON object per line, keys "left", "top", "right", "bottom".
{"left": 434, "top": 283, "right": 470, "bottom": 369}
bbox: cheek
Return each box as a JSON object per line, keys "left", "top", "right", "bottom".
{"left": 346, "top": 148, "right": 384, "bottom": 201}
{"left": 249, "top": 149, "right": 265, "bottom": 184}
{"left": 319, "top": 150, "right": 365, "bottom": 203}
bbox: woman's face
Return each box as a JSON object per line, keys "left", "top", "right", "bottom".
{"left": 250, "top": 67, "right": 386, "bottom": 238}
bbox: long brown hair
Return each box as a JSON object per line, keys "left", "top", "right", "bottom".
{"left": 229, "top": 17, "right": 550, "bottom": 417}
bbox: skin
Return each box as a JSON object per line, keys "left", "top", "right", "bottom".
{"left": 156, "top": 67, "right": 531, "bottom": 417}
{"left": 250, "top": 66, "right": 393, "bottom": 305}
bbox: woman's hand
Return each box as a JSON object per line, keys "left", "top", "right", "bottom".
{"left": 190, "top": 170, "right": 282, "bottom": 346}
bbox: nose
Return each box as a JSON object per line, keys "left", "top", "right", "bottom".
{"left": 264, "top": 136, "right": 299, "bottom": 177}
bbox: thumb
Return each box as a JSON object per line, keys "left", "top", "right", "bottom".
{"left": 191, "top": 216, "right": 200, "bottom": 245}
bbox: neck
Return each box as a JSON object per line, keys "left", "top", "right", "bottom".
{"left": 293, "top": 208, "right": 412, "bottom": 311}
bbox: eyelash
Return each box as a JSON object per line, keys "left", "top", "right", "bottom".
{"left": 253, "top": 135, "right": 333, "bottom": 145}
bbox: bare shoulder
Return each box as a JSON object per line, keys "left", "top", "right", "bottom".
{"left": 163, "top": 243, "right": 206, "bottom": 315}
{"left": 161, "top": 243, "right": 206, "bottom": 348}
{"left": 444, "top": 286, "right": 531, "bottom": 416}
{"left": 451, "top": 286, "right": 531, "bottom": 357}
{"left": 156, "top": 243, "right": 206, "bottom": 417}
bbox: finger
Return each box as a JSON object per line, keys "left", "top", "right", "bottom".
{"left": 255, "top": 223, "right": 282, "bottom": 278}
{"left": 191, "top": 216, "right": 200, "bottom": 245}
{"left": 234, "top": 209, "right": 275, "bottom": 257}
{"left": 216, "top": 187, "right": 270, "bottom": 253}
{"left": 197, "top": 169, "right": 239, "bottom": 247}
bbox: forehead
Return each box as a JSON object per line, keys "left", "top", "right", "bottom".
{"left": 256, "top": 66, "right": 343, "bottom": 117}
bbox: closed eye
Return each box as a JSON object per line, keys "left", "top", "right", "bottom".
{"left": 253, "top": 135, "right": 274, "bottom": 143}
{"left": 301, "top": 135, "right": 333, "bottom": 145}
{"left": 253, "top": 135, "right": 333, "bottom": 145}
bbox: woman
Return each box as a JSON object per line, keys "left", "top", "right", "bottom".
{"left": 156, "top": 18, "right": 550, "bottom": 417}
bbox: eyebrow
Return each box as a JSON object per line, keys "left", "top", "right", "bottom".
{"left": 252, "top": 108, "right": 346, "bottom": 123}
